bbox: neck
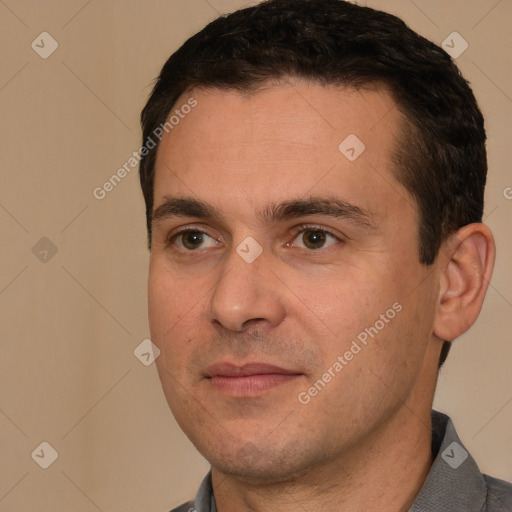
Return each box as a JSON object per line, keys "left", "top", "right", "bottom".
{"left": 212, "top": 406, "right": 433, "bottom": 512}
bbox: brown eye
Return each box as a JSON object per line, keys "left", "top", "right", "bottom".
{"left": 289, "top": 227, "right": 340, "bottom": 250}
{"left": 172, "top": 230, "right": 218, "bottom": 251}
{"left": 302, "top": 230, "right": 327, "bottom": 249}
{"left": 181, "top": 231, "right": 205, "bottom": 250}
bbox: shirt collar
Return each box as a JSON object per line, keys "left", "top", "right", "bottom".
{"left": 409, "top": 410, "right": 487, "bottom": 511}
{"left": 193, "top": 471, "right": 215, "bottom": 512}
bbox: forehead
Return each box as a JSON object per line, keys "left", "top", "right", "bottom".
{"left": 153, "top": 82, "right": 413, "bottom": 223}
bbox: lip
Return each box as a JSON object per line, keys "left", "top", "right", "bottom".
{"left": 206, "top": 362, "right": 298, "bottom": 378}
{"left": 205, "top": 362, "right": 303, "bottom": 396}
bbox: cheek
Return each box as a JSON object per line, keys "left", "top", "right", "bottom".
{"left": 307, "top": 265, "right": 419, "bottom": 371}
{"left": 316, "top": 272, "right": 392, "bottom": 333}
{"left": 148, "top": 258, "right": 212, "bottom": 372}
{"left": 148, "top": 261, "right": 194, "bottom": 349}
{"left": 148, "top": 267, "right": 173, "bottom": 341}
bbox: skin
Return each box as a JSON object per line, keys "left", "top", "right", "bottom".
{"left": 147, "top": 81, "right": 495, "bottom": 511}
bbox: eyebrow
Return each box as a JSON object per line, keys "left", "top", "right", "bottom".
{"left": 152, "top": 195, "right": 375, "bottom": 230}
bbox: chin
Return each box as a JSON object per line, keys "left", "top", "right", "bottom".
{"left": 205, "top": 438, "right": 320, "bottom": 485}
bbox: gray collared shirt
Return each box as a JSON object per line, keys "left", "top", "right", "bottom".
{"left": 171, "top": 411, "right": 512, "bottom": 511}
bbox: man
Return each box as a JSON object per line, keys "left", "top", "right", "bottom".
{"left": 138, "top": 0, "right": 512, "bottom": 510}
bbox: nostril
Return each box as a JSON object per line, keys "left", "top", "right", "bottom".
{"left": 241, "top": 319, "right": 267, "bottom": 333}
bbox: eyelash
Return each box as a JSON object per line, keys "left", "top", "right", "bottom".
{"left": 288, "top": 224, "right": 342, "bottom": 248}
{"left": 166, "top": 224, "right": 342, "bottom": 251}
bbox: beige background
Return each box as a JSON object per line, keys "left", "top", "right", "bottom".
{"left": 0, "top": 0, "right": 511, "bottom": 510}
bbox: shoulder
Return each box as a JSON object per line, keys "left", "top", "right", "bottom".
{"left": 169, "top": 501, "right": 196, "bottom": 512}
{"left": 484, "top": 474, "right": 512, "bottom": 511}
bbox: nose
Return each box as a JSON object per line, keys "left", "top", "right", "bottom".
{"left": 208, "top": 243, "right": 286, "bottom": 332}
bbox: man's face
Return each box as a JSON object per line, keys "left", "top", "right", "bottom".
{"left": 148, "top": 82, "right": 441, "bottom": 481}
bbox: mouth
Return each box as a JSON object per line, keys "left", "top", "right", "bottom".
{"left": 205, "top": 362, "right": 303, "bottom": 396}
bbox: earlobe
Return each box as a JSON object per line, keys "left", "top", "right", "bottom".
{"left": 433, "top": 223, "right": 496, "bottom": 341}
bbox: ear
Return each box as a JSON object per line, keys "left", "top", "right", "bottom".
{"left": 433, "top": 223, "right": 495, "bottom": 341}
